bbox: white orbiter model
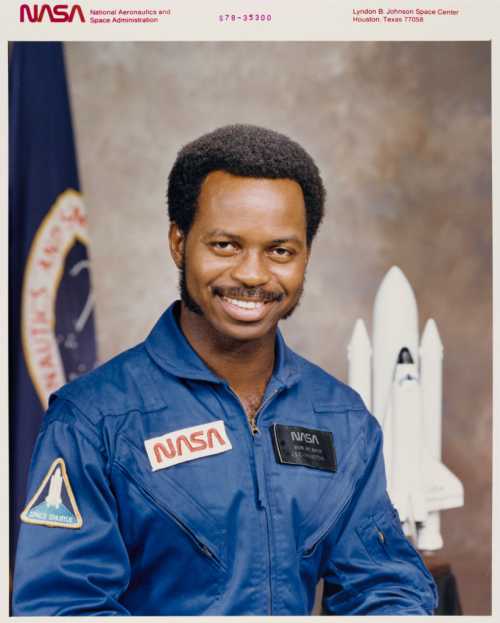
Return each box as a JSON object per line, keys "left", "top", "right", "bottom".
{"left": 348, "top": 266, "right": 464, "bottom": 551}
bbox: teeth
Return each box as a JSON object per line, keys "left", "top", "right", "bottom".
{"left": 223, "top": 297, "right": 264, "bottom": 310}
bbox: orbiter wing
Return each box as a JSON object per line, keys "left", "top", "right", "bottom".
{"left": 423, "top": 453, "right": 464, "bottom": 512}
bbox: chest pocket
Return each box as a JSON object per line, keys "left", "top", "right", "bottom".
{"left": 112, "top": 432, "right": 227, "bottom": 572}
{"left": 296, "top": 429, "right": 366, "bottom": 555}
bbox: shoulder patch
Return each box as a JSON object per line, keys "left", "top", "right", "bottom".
{"left": 20, "top": 458, "right": 83, "bottom": 529}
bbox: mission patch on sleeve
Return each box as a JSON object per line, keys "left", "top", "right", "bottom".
{"left": 270, "top": 424, "right": 337, "bottom": 472}
{"left": 20, "top": 457, "right": 83, "bottom": 529}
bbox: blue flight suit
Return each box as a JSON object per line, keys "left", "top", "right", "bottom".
{"left": 13, "top": 302, "right": 437, "bottom": 615}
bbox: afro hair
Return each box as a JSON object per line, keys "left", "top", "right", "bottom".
{"left": 167, "top": 124, "right": 326, "bottom": 246}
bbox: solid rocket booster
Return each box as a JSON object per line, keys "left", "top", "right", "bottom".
{"left": 420, "top": 319, "right": 443, "bottom": 462}
{"left": 348, "top": 318, "right": 372, "bottom": 409}
{"left": 418, "top": 319, "right": 444, "bottom": 550}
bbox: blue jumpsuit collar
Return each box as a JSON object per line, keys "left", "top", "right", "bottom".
{"left": 144, "top": 301, "right": 300, "bottom": 388}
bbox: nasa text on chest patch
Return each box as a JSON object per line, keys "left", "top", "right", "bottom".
{"left": 144, "top": 420, "right": 232, "bottom": 471}
{"left": 270, "top": 424, "right": 337, "bottom": 472}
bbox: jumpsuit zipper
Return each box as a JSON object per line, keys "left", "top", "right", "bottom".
{"left": 226, "top": 385, "right": 280, "bottom": 435}
{"left": 251, "top": 388, "right": 281, "bottom": 434}
{"left": 225, "top": 384, "right": 283, "bottom": 614}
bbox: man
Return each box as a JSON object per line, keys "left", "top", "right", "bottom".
{"left": 13, "top": 124, "right": 437, "bottom": 615}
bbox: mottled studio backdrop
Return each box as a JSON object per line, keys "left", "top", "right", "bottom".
{"left": 64, "top": 42, "right": 491, "bottom": 615}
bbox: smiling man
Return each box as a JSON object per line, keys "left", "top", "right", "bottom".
{"left": 13, "top": 125, "right": 437, "bottom": 615}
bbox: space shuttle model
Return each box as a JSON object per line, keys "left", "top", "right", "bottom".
{"left": 348, "top": 266, "right": 464, "bottom": 551}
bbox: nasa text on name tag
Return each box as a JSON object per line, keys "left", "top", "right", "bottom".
{"left": 270, "top": 424, "right": 337, "bottom": 472}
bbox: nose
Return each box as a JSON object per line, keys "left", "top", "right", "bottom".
{"left": 230, "top": 249, "right": 271, "bottom": 288}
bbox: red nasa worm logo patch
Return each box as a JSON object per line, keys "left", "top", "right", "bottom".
{"left": 144, "top": 421, "right": 233, "bottom": 471}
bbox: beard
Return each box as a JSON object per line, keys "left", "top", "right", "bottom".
{"left": 179, "top": 259, "right": 204, "bottom": 316}
{"left": 178, "top": 256, "right": 305, "bottom": 321}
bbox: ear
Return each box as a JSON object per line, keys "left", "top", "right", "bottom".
{"left": 169, "top": 222, "right": 185, "bottom": 268}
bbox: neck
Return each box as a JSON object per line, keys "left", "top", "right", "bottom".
{"left": 178, "top": 303, "right": 276, "bottom": 392}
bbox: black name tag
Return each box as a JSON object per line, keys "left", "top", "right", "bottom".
{"left": 270, "top": 424, "right": 337, "bottom": 472}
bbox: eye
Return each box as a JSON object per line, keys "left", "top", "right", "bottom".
{"left": 269, "top": 247, "right": 294, "bottom": 261}
{"left": 210, "top": 241, "right": 238, "bottom": 254}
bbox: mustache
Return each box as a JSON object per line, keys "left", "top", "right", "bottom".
{"left": 212, "top": 286, "right": 284, "bottom": 303}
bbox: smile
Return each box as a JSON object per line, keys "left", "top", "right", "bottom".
{"left": 222, "top": 297, "right": 265, "bottom": 310}
{"left": 216, "top": 294, "right": 275, "bottom": 323}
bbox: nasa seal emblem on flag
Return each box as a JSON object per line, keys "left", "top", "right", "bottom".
{"left": 21, "top": 189, "right": 96, "bottom": 408}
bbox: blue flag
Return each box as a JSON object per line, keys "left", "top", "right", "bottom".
{"left": 9, "top": 42, "right": 97, "bottom": 573}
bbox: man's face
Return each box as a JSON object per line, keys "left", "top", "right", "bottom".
{"left": 170, "top": 170, "right": 309, "bottom": 342}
